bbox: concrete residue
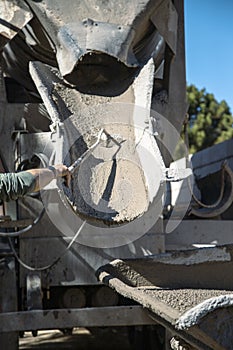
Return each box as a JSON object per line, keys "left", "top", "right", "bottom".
{"left": 68, "top": 121, "right": 149, "bottom": 223}
{"left": 98, "top": 260, "right": 233, "bottom": 316}
{"left": 101, "top": 259, "right": 150, "bottom": 287}
{"left": 176, "top": 294, "right": 233, "bottom": 330}
{"left": 50, "top": 68, "right": 155, "bottom": 224}
{"left": 97, "top": 258, "right": 233, "bottom": 348}
{"left": 170, "top": 336, "right": 195, "bottom": 350}
{"left": 147, "top": 246, "right": 231, "bottom": 265}
{"left": 89, "top": 158, "right": 148, "bottom": 222}
{"left": 32, "top": 58, "right": 161, "bottom": 225}
{"left": 143, "top": 289, "right": 233, "bottom": 315}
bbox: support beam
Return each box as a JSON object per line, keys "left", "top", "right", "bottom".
{"left": 0, "top": 306, "right": 155, "bottom": 333}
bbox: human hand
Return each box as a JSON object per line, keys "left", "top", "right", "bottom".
{"left": 53, "top": 164, "right": 71, "bottom": 187}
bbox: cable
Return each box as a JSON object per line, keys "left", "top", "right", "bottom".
{"left": 8, "top": 220, "right": 86, "bottom": 271}
{"left": 0, "top": 208, "right": 45, "bottom": 237}
{"left": 184, "top": 113, "right": 226, "bottom": 209}
{"left": 188, "top": 163, "right": 225, "bottom": 209}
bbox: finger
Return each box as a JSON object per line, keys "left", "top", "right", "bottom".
{"left": 66, "top": 174, "right": 71, "bottom": 187}
{"left": 63, "top": 173, "right": 71, "bottom": 187}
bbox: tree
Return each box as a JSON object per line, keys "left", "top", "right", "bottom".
{"left": 186, "top": 84, "right": 233, "bottom": 153}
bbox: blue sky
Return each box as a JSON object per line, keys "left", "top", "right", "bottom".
{"left": 184, "top": 0, "right": 233, "bottom": 113}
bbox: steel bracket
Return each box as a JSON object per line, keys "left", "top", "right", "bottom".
{"left": 164, "top": 167, "right": 192, "bottom": 182}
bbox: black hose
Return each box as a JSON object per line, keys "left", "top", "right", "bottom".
{"left": 0, "top": 208, "right": 45, "bottom": 237}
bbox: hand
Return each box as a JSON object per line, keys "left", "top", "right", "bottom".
{"left": 54, "top": 164, "right": 71, "bottom": 187}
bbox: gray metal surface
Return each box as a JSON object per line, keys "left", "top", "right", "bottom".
{"left": 194, "top": 306, "right": 233, "bottom": 350}
{"left": 190, "top": 162, "right": 233, "bottom": 218}
{"left": 0, "top": 53, "right": 23, "bottom": 350}
{"left": 151, "top": 0, "right": 187, "bottom": 164}
{"left": 0, "top": 258, "right": 18, "bottom": 350}
{"left": 0, "top": 0, "right": 32, "bottom": 50}
{"left": 0, "top": 2, "right": 197, "bottom": 348}
{"left": 19, "top": 222, "right": 164, "bottom": 287}
{"left": 166, "top": 220, "right": 233, "bottom": 251}
{"left": 192, "top": 138, "right": 233, "bottom": 178}
{"left": 2, "top": 0, "right": 186, "bottom": 135}
{"left": 2, "top": 0, "right": 167, "bottom": 96}
{"left": 0, "top": 306, "right": 155, "bottom": 332}
{"left": 97, "top": 256, "right": 233, "bottom": 349}
{"left": 97, "top": 245, "right": 233, "bottom": 290}
{"left": 26, "top": 274, "right": 43, "bottom": 310}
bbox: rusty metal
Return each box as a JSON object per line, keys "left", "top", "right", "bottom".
{"left": 0, "top": 218, "right": 33, "bottom": 228}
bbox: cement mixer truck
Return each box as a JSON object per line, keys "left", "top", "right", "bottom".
{"left": 2, "top": 1, "right": 233, "bottom": 350}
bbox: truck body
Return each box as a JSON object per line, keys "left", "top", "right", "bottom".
{"left": 1, "top": 1, "right": 233, "bottom": 349}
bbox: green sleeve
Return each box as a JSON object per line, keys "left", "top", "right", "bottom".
{"left": 0, "top": 172, "right": 36, "bottom": 202}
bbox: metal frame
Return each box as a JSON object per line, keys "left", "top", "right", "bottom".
{"left": 0, "top": 306, "right": 155, "bottom": 333}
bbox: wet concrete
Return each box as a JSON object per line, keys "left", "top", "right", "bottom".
{"left": 142, "top": 288, "right": 233, "bottom": 314}
{"left": 19, "top": 327, "right": 131, "bottom": 350}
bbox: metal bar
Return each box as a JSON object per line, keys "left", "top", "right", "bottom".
{"left": 0, "top": 306, "right": 156, "bottom": 332}
{"left": 0, "top": 219, "right": 33, "bottom": 228}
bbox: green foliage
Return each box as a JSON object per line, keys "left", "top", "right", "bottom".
{"left": 186, "top": 84, "right": 233, "bottom": 153}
